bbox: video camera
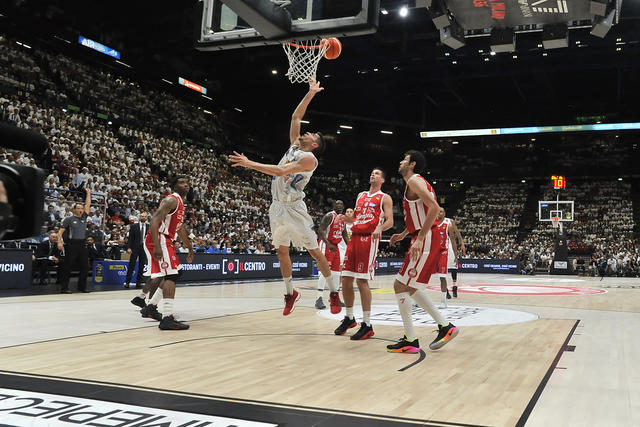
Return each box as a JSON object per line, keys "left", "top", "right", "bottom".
{"left": 0, "top": 122, "right": 47, "bottom": 240}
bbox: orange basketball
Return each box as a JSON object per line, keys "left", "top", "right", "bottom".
{"left": 322, "top": 37, "right": 342, "bottom": 60}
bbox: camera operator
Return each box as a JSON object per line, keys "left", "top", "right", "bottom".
{"left": 57, "top": 188, "right": 92, "bottom": 293}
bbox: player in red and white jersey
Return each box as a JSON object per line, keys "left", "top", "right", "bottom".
{"left": 315, "top": 200, "right": 349, "bottom": 309}
{"left": 435, "top": 208, "right": 459, "bottom": 308}
{"left": 139, "top": 176, "right": 194, "bottom": 331}
{"left": 334, "top": 168, "right": 393, "bottom": 341}
{"left": 387, "top": 151, "right": 458, "bottom": 354}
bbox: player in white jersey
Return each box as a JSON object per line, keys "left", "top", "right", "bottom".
{"left": 228, "top": 79, "right": 342, "bottom": 316}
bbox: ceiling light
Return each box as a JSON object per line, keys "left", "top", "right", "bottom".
{"left": 234, "top": 107, "right": 243, "bottom": 112}
{"left": 445, "top": 52, "right": 450, "bottom": 56}
{"left": 380, "top": 130, "right": 393, "bottom": 134}
{"left": 336, "top": 129, "right": 341, "bottom": 134}
{"left": 531, "top": 138, "right": 536, "bottom": 141}
{"left": 393, "top": 66, "right": 399, "bottom": 70}
{"left": 399, "top": 6, "right": 408, "bottom": 17}
{"left": 452, "top": 60, "right": 457, "bottom": 64}
{"left": 202, "top": 94, "right": 212, "bottom": 100}
{"left": 512, "top": 55, "right": 518, "bottom": 59}
{"left": 381, "top": 8, "right": 388, "bottom": 14}
{"left": 521, "top": 179, "right": 526, "bottom": 183}
{"left": 537, "top": 43, "right": 543, "bottom": 47}
{"left": 339, "top": 125, "right": 353, "bottom": 129}
{"left": 161, "top": 78, "right": 173, "bottom": 85}
{"left": 300, "top": 120, "right": 310, "bottom": 124}
{"left": 616, "top": 47, "right": 622, "bottom": 51}
{"left": 484, "top": 57, "right": 489, "bottom": 61}
{"left": 478, "top": 49, "right": 484, "bottom": 53}
{"left": 575, "top": 40, "right": 580, "bottom": 44}
{"left": 543, "top": 52, "right": 548, "bottom": 56}
{"left": 271, "top": 69, "right": 277, "bottom": 74}
{"left": 115, "top": 60, "right": 131, "bottom": 68}
{"left": 452, "top": 141, "right": 459, "bottom": 144}
{"left": 618, "top": 177, "right": 623, "bottom": 181}
{"left": 490, "top": 51, "right": 496, "bottom": 56}
{"left": 616, "top": 38, "right": 622, "bottom": 42}
{"left": 459, "top": 181, "right": 464, "bottom": 184}
{"left": 373, "top": 68, "right": 379, "bottom": 72}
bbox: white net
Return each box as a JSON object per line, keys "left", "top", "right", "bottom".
{"left": 282, "top": 39, "right": 328, "bottom": 84}
{"left": 551, "top": 217, "right": 560, "bottom": 228}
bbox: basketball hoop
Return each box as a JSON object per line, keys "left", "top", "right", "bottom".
{"left": 551, "top": 217, "right": 560, "bottom": 229}
{"left": 282, "top": 39, "right": 329, "bottom": 84}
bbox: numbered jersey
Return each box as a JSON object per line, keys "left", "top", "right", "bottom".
{"left": 351, "top": 190, "right": 386, "bottom": 235}
{"left": 158, "top": 193, "right": 185, "bottom": 240}
{"left": 435, "top": 217, "right": 451, "bottom": 252}
{"left": 271, "top": 144, "right": 318, "bottom": 202}
{"left": 325, "top": 211, "right": 346, "bottom": 246}
{"left": 402, "top": 174, "right": 437, "bottom": 234}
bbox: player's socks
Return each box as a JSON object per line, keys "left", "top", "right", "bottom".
{"left": 159, "top": 298, "right": 174, "bottom": 317}
{"left": 346, "top": 306, "right": 354, "bottom": 319}
{"left": 317, "top": 275, "right": 326, "bottom": 298}
{"left": 149, "top": 288, "right": 163, "bottom": 306}
{"left": 412, "top": 289, "right": 447, "bottom": 326}
{"left": 396, "top": 292, "right": 416, "bottom": 341}
{"left": 363, "top": 310, "right": 371, "bottom": 326}
{"left": 284, "top": 277, "right": 294, "bottom": 295}
{"left": 331, "top": 274, "right": 341, "bottom": 292}
{"left": 441, "top": 291, "right": 447, "bottom": 304}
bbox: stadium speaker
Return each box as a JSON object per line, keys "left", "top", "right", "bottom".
{"left": 440, "top": 20, "right": 465, "bottom": 50}
{"left": 542, "top": 23, "right": 568, "bottom": 49}
{"left": 590, "top": 8, "right": 616, "bottom": 38}
{"left": 490, "top": 28, "right": 515, "bottom": 53}
{"left": 429, "top": 0, "right": 451, "bottom": 30}
{"left": 589, "top": 0, "right": 608, "bottom": 16}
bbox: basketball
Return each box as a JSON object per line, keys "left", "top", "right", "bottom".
{"left": 322, "top": 37, "right": 342, "bottom": 60}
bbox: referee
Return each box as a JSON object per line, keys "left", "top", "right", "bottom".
{"left": 57, "top": 188, "right": 92, "bottom": 293}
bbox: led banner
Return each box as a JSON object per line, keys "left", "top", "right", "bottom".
{"left": 458, "top": 258, "right": 520, "bottom": 274}
{"left": 0, "top": 249, "right": 32, "bottom": 289}
{"left": 178, "top": 77, "right": 207, "bottom": 95}
{"left": 445, "top": 0, "right": 593, "bottom": 30}
{"left": 420, "top": 122, "right": 640, "bottom": 138}
{"left": 78, "top": 36, "right": 121, "bottom": 59}
{"left": 92, "top": 254, "right": 312, "bottom": 285}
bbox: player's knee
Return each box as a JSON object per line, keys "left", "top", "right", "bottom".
{"left": 276, "top": 246, "right": 289, "bottom": 258}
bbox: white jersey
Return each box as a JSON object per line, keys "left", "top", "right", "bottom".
{"left": 271, "top": 144, "right": 317, "bottom": 203}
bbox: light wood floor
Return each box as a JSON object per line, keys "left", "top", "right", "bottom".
{"left": 1, "top": 273, "right": 639, "bottom": 426}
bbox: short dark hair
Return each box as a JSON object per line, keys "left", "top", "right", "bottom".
{"left": 169, "top": 175, "right": 186, "bottom": 190}
{"left": 372, "top": 167, "right": 386, "bottom": 179}
{"left": 74, "top": 203, "right": 83, "bottom": 209}
{"left": 404, "top": 150, "right": 426, "bottom": 174}
{"left": 313, "top": 132, "right": 326, "bottom": 156}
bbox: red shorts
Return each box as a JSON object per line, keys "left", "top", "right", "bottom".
{"left": 436, "top": 250, "right": 449, "bottom": 277}
{"left": 396, "top": 229, "right": 440, "bottom": 289}
{"left": 341, "top": 234, "right": 379, "bottom": 280}
{"left": 143, "top": 234, "right": 181, "bottom": 278}
{"left": 318, "top": 240, "right": 342, "bottom": 272}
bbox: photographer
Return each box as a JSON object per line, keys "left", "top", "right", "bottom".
{"left": 57, "top": 188, "right": 92, "bottom": 293}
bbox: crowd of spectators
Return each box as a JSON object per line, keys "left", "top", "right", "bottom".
{"left": 0, "top": 34, "right": 638, "bottom": 271}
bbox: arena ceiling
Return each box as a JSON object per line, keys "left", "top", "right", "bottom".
{"left": 2, "top": 0, "right": 640, "bottom": 151}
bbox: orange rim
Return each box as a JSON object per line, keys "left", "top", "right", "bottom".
{"left": 285, "top": 40, "right": 326, "bottom": 50}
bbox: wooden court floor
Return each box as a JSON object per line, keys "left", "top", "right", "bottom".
{"left": 0, "top": 273, "right": 639, "bottom": 427}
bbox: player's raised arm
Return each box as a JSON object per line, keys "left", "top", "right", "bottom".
{"left": 290, "top": 79, "right": 324, "bottom": 144}
{"left": 228, "top": 151, "right": 316, "bottom": 176}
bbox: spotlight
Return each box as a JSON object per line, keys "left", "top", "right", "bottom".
{"left": 399, "top": 6, "right": 408, "bottom": 17}
{"left": 490, "top": 28, "right": 515, "bottom": 53}
{"left": 542, "top": 23, "right": 568, "bottom": 49}
{"left": 429, "top": 0, "right": 451, "bottom": 30}
{"left": 591, "top": 8, "right": 616, "bottom": 38}
{"left": 440, "top": 19, "right": 465, "bottom": 50}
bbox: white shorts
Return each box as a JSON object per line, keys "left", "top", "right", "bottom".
{"left": 269, "top": 200, "right": 319, "bottom": 250}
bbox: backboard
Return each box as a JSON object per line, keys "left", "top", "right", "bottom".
{"left": 195, "top": 0, "right": 379, "bottom": 51}
{"left": 538, "top": 200, "right": 574, "bottom": 222}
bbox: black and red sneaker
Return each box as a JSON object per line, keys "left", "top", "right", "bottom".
{"left": 350, "top": 323, "right": 374, "bottom": 340}
{"left": 131, "top": 296, "right": 146, "bottom": 309}
{"left": 159, "top": 315, "right": 189, "bottom": 330}
{"left": 452, "top": 286, "right": 458, "bottom": 298}
{"left": 140, "top": 304, "right": 162, "bottom": 321}
{"left": 334, "top": 316, "right": 357, "bottom": 335}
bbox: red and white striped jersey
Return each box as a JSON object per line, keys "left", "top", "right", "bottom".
{"left": 402, "top": 174, "right": 437, "bottom": 234}
{"left": 158, "top": 193, "right": 185, "bottom": 240}
{"left": 435, "top": 217, "right": 451, "bottom": 252}
{"left": 352, "top": 190, "right": 386, "bottom": 235}
{"left": 326, "top": 211, "right": 346, "bottom": 245}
